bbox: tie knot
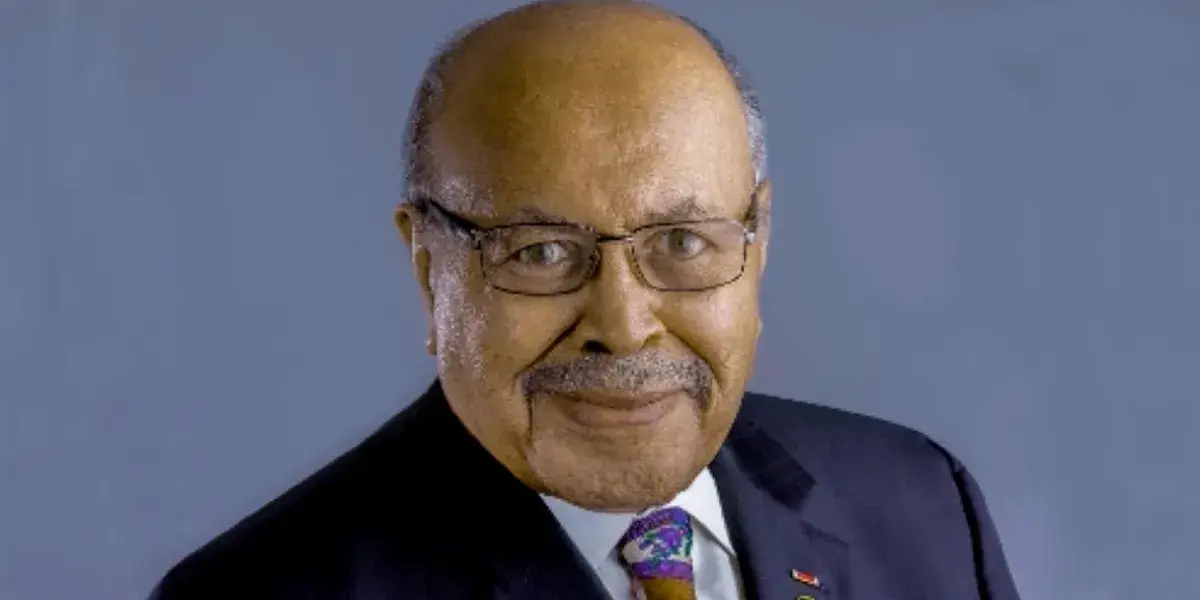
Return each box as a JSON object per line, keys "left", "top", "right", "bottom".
{"left": 618, "top": 507, "right": 695, "bottom": 583}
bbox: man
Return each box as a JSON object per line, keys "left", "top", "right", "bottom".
{"left": 149, "top": 1, "right": 1021, "bottom": 599}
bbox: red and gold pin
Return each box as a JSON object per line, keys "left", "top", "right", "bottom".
{"left": 790, "top": 569, "right": 823, "bottom": 590}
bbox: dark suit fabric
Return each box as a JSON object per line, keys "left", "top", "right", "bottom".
{"left": 149, "top": 382, "right": 1021, "bottom": 599}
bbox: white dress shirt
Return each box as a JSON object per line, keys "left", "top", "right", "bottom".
{"left": 541, "top": 468, "right": 745, "bottom": 600}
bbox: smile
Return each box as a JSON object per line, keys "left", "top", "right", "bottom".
{"left": 549, "top": 390, "right": 684, "bottom": 428}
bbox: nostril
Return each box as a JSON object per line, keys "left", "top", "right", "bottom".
{"left": 582, "top": 340, "right": 611, "bottom": 354}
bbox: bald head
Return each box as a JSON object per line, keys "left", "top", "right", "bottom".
{"left": 401, "top": 0, "right": 766, "bottom": 201}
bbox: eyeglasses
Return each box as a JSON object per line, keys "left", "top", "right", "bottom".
{"left": 410, "top": 193, "right": 762, "bottom": 296}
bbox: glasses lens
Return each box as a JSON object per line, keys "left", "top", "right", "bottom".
{"left": 480, "top": 225, "right": 597, "bottom": 295}
{"left": 633, "top": 221, "right": 748, "bottom": 290}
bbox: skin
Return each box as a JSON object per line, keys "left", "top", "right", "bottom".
{"left": 395, "top": 0, "right": 772, "bottom": 512}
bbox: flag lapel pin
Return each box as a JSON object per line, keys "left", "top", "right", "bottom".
{"left": 790, "top": 569, "right": 824, "bottom": 590}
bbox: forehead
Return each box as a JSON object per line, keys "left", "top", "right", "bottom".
{"left": 424, "top": 16, "right": 754, "bottom": 229}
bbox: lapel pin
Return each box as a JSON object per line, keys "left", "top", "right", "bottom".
{"left": 790, "top": 569, "right": 824, "bottom": 590}
{"left": 796, "top": 597, "right": 815, "bottom": 600}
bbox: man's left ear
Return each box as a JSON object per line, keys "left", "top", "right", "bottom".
{"left": 752, "top": 179, "right": 772, "bottom": 273}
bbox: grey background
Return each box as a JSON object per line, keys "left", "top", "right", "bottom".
{"left": 2, "top": 0, "right": 1197, "bottom": 598}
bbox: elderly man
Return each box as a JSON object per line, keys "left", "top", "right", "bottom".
{"left": 150, "top": 1, "right": 1020, "bottom": 599}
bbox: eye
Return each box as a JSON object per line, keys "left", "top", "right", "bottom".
{"left": 513, "top": 241, "right": 574, "bottom": 266}
{"left": 653, "top": 228, "right": 710, "bottom": 259}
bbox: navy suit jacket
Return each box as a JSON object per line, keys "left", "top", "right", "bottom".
{"left": 149, "top": 382, "right": 1021, "bottom": 599}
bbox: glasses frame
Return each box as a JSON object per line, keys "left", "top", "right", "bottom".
{"left": 410, "top": 191, "right": 763, "bottom": 296}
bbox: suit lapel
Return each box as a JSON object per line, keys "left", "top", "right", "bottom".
{"left": 481, "top": 481, "right": 614, "bottom": 600}
{"left": 487, "top": 496, "right": 619, "bottom": 600}
{"left": 710, "top": 411, "right": 850, "bottom": 600}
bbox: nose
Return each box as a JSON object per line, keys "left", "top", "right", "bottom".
{"left": 572, "top": 244, "right": 666, "bottom": 355}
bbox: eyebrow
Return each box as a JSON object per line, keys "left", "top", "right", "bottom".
{"left": 488, "top": 195, "right": 723, "bottom": 230}
{"left": 641, "top": 196, "right": 718, "bottom": 224}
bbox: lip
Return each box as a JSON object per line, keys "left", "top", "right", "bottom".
{"left": 549, "top": 390, "right": 682, "bottom": 428}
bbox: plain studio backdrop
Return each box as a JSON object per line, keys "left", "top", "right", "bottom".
{"left": 2, "top": 0, "right": 1198, "bottom": 598}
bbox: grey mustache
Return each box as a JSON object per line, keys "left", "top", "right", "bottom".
{"left": 520, "top": 349, "right": 713, "bottom": 402}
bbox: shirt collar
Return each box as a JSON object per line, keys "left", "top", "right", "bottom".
{"left": 540, "top": 468, "right": 736, "bottom": 570}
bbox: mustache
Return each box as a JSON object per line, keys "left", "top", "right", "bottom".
{"left": 520, "top": 348, "right": 713, "bottom": 402}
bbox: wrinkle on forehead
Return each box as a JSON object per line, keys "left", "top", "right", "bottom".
{"left": 410, "top": 172, "right": 495, "bottom": 218}
{"left": 430, "top": 193, "right": 745, "bottom": 237}
{"left": 426, "top": 106, "right": 750, "bottom": 229}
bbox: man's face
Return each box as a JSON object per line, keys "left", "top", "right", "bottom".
{"left": 397, "top": 11, "right": 770, "bottom": 511}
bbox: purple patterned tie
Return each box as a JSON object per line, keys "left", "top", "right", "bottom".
{"left": 617, "top": 507, "right": 697, "bottom": 600}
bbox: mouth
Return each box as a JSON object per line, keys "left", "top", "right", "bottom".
{"left": 547, "top": 390, "right": 684, "bottom": 429}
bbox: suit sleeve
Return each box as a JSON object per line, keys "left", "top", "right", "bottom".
{"left": 937, "top": 446, "right": 1023, "bottom": 600}
{"left": 145, "top": 580, "right": 165, "bottom": 600}
{"left": 145, "top": 567, "right": 194, "bottom": 600}
{"left": 145, "top": 573, "right": 175, "bottom": 600}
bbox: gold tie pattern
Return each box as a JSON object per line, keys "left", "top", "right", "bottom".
{"left": 617, "top": 507, "right": 697, "bottom": 600}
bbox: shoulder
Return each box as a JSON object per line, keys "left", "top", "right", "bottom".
{"left": 734, "top": 393, "right": 1021, "bottom": 597}
{"left": 150, "top": 395, "right": 454, "bottom": 598}
{"left": 739, "top": 390, "right": 951, "bottom": 456}
{"left": 737, "top": 391, "right": 972, "bottom": 495}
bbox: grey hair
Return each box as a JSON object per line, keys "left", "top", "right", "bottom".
{"left": 400, "top": 9, "right": 768, "bottom": 196}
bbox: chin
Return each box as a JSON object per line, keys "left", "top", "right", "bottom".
{"left": 530, "top": 446, "right": 703, "bottom": 511}
{"left": 554, "top": 483, "right": 683, "bottom": 513}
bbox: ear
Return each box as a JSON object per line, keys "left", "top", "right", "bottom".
{"left": 394, "top": 202, "right": 437, "bottom": 354}
{"left": 752, "top": 179, "right": 772, "bottom": 274}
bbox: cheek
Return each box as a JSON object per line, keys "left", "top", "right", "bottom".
{"left": 434, "top": 260, "right": 576, "bottom": 387}
{"left": 431, "top": 252, "right": 487, "bottom": 371}
{"left": 664, "top": 282, "right": 760, "bottom": 382}
{"left": 475, "top": 290, "right": 578, "bottom": 374}
{"left": 432, "top": 259, "right": 574, "bottom": 457}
